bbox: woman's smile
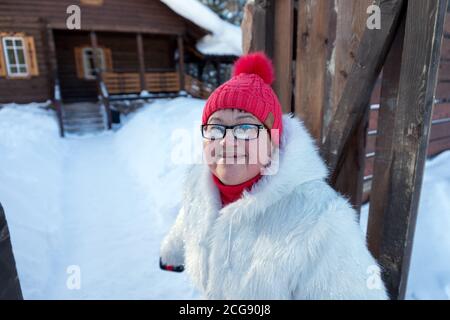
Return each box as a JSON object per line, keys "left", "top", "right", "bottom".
{"left": 216, "top": 154, "right": 247, "bottom": 164}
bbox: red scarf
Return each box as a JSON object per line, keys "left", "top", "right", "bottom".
{"left": 211, "top": 173, "right": 262, "bottom": 207}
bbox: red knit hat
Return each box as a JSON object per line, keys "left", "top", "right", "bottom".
{"left": 202, "top": 52, "right": 283, "bottom": 145}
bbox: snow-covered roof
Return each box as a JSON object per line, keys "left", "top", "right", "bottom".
{"left": 160, "top": 0, "right": 242, "bottom": 56}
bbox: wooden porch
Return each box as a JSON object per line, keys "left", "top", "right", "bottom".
{"left": 48, "top": 29, "right": 215, "bottom": 137}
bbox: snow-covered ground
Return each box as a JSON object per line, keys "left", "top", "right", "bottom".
{"left": 0, "top": 98, "right": 204, "bottom": 299}
{"left": 0, "top": 98, "right": 449, "bottom": 299}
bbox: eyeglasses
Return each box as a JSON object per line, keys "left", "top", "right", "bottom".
{"left": 201, "top": 123, "right": 266, "bottom": 141}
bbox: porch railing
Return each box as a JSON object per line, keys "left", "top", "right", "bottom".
{"left": 103, "top": 71, "right": 181, "bottom": 94}
{"left": 53, "top": 79, "right": 65, "bottom": 137}
{"left": 103, "top": 71, "right": 215, "bottom": 99}
{"left": 98, "top": 78, "right": 113, "bottom": 130}
{"left": 146, "top": 72, "right": 181, "bottom": 92}
{"left": 184, "top": 74, "right": 215, "bottom": 100}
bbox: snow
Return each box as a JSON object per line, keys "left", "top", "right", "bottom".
{"left": 161, "top": 0, "right": 242, "bottom": 56}
{"left": 0, "top": 98, "right": 204, "bottom": 299}
{"left": 1, "top": 98, "right": 449, "bottom": 299}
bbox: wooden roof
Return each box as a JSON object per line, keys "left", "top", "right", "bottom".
{"left": 0, "top": 0, "right": 210, "bottom": 39}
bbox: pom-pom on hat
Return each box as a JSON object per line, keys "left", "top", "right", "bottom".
{"left": 202, "top": 52, "right": 283, "bottom": 145}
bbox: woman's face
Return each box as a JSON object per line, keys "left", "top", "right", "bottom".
{"left": 202, "top": 109, "right": 272, "bottom": 185}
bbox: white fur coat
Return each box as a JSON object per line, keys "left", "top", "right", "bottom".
{"left": 160, "top": 114, "right": 388, "bottom": 300}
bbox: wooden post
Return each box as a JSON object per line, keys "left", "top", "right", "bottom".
{"left": 294, "top": 0, "right": 334, "bottom": 141}
{"left": 136, "top": 33, "right": 146, "bottom": 92}
{"left": 90, "top": 31, "right": 112, "bottom": 130}
{"left": 323, "top": 0, "right": 374, "bottom": 137}
{"left": 367, "top": 0, "right": 448, "bottom": 300}
{"left": 90, "top": 31, "right": 100, "bottom": 79}
{"left": 214, "top": 60, "right": 221, "bottom": 86}
{"left": 241, "top": 0, "right": 275, "bottom": 58}
{"left": 197, "top": 62, "right": 205, "bottom": 80}
{"left": 273, "top": 0, "right": 294, "bottom": 114}
{"left": 242, "top": 0, "right": 293, "bottom": 114}
{"left": 44, "top": 24, "right": 64, "bottom": 137}
{"left": 177, "top": 35, "right": 185, "bottom": 91}
{"left": 0, "top": 202, "right": 23, "bottom": 300}
{"left": 324, "top": 0, "right": 373, "bottom": 213}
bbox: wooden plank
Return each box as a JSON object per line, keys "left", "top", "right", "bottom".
{"left": 441, "top": 37, "right": 450, "bottom": 58}
{"left": 436, "top": 81, "right": 450, "bottom": 101}
{"left": 324, "top": 0, "right": 373, "bottom": 213}
{"left": 438, "top": 58, "right": 450, "bottom": 80}
{"left": 430, "top": 120, "right": 450, "bottom": 140}
{"left": 321, "top": 0, "right": 405, "bottom": 174}
{"left": 371, "top": 78, "right": 382, "bottom": 104}
{"left": 445, "top": 11, "right": 450, "bottom": 33}
{"left": 242, "top": 0, "right": 275, "bottom": 56}
{"left": 136, "top": 33, "right": 146, "bottom": 91}
{"left": 366, "top": 134, "right": 377, "bottom": 154}
{"left": 369, "top": 109, "right": 379, "bottom": 131}
{"left": 273, "top": 0, "right": 294, "bottom": 114}
{"left": 325, "top": 0, "right": 374, "bottom": 134}
{"left": 364, "top": 155, "right": 375, "bottom": 178}
{"left": 367, "top": 0, "right": 448, "bottom": 300}
{"left": 177, "top": 35, "right": 184, "bottom": 91}
{"left": 433, "top": 102, "right": 450, "bottom": 119}
{"left": 295, "top": 0, "right": 334, "bottom": 141}
{"left": 428, "top": 135, "right": 450, "bottom": 155}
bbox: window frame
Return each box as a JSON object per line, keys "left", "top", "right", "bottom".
{"left": 81, "top": 47, "right": 106, "bottom": 80}
{"left": 1, "top": 36, "right": 29, "bottom": 78}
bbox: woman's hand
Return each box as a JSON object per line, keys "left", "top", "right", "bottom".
{"left": 159, "top": 257, "right": 184, "bottom": 273}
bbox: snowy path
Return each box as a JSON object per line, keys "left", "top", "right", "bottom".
{"left": 44, "top": 134, "right": 199, "bottom": 299}
{"left": 47, "top": 135, "right": 145, "bottom": 298}
{"left": 0, "top": 101, "right": 203, "bottom": 299}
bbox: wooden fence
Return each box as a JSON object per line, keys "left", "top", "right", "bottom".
{"left": 243, "top": 0, "right": 449, "bottom": 300}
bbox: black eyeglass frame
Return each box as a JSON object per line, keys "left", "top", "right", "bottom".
{"left": 201, "top": 123, "right": 266, "bottom": 141}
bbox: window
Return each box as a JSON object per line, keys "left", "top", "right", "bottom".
{"left": 0, "top": 34, "right": 38, "bottom": 78}
{"left": 2, "top": 36, "right": 28, "bottom": 77}
{"left": 74, "top": 46, "right": 112, "bottom": 80}
{"left": 81, "top": 0, "right": 104, "bottom": 6}
{"left": 82, "top": 47, "right": 106, "bottom": 79}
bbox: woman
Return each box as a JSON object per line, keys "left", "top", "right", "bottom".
{"left": 160, "top": 52, "right": 388, "bottom": 300}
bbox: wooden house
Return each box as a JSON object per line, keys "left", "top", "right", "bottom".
{"left": 0, "top": 0, "right": 225, "bottom": 105}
